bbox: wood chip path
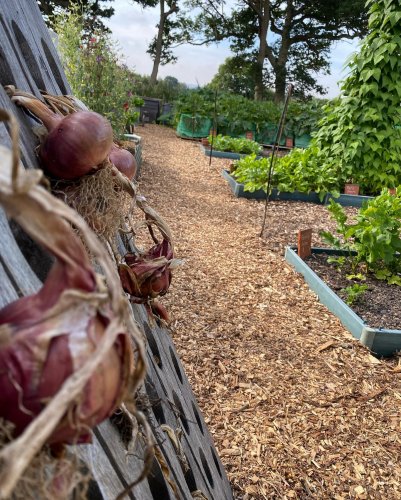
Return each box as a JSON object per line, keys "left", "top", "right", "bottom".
{"left": 136, "top": 124, "right": 401, "bottom": 500}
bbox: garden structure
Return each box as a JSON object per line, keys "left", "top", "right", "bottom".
{"left": 0, "top": 1, "right": 232, "bottom": 498}
{"left": 2, "top": 0, "right": 401, "bottom": 499}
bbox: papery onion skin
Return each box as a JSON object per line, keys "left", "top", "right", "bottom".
{"left": 0, "top": 308, "right": 130, "bottom": 444}
{"left": 118, "top": 239, "right": 173, "bottom": 302}
{"left": 10, "top": 96, "right": 113, "bottom": 180}
{"left": 40, "top": 111, "right": 113, "bottom": 180}
{"left": 0, "top": 256, "right": 131, "bottom": 444}
{"left": 109, "top": 145, "right": 137, "bottom": 180}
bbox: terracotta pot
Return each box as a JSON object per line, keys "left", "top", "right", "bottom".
{"left": 344, "top": 183, "right": 360, "bottom": 195}
{"left": 209, "top": 128, "right": 217, "bottom": 137}
{"left": 201, "top": 138, "right": 210, "bottom": 147}
{"left": 285, "top": 137, "right": 294, "bottom": 148}
{"left": 245, "top": 131, "right": 254, "bottom": 140}
{"left": 388, "top": 188, "right": 397, "bottom": 195}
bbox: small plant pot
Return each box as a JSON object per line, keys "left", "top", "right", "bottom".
{"left": 285, "top": 137, "right": 294, "bottom": 148}
{"left": 209, "top": 128, "right": 217, "bottom": 137}
{"left": 344, "top": 183, "right": 360, "bottom": 195}
{"left": 201, "top": 138, "right": 210, "bottom": 147}
{"left": 389, "top": 188, "right": 397, "bottom": 195}
{"left": 245, "top": 131, "right": 254, "bottom": 140}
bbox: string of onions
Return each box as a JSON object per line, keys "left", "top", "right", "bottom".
{"left": 6, "top": 86, "right": 137, "bottom": 180}
{"left": 0, "top": 109, "right": 146, "bottom": 498}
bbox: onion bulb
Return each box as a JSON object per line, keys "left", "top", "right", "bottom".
{"left": 0, "top": 191, "right": 132, "bottom": 444}
{"left": 118, "top": 239, "right": 174, "bottom": 302}
{"left": 109, "top": 144, "right": 137, "bottom": 180}
{"left": 11, "top": 96, "right": 113, "bottom": 180}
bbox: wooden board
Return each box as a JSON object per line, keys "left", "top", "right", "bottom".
{"left": 0, "top": 1, "right": 233, "bottom": 498}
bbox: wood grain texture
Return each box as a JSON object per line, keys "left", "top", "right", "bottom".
{"left": 0, "top": 0, "right": 233, "bottom": 497}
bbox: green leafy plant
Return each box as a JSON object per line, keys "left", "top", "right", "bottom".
{"left": 279, "top": 0, "right": 401, "bottom": 196}
{"left": 232, "top": 154, "right": 270, "bottom": 192}
{"left": 274, "top": 146, "right": 340, "bottom": 200}
{"left": 174, "top": 89, "right": 324, "bottom": 144}
{"left": 342, "top": 283, "right": 368, "bottom": 305}
{"left": 52, "top": 6, "right": 142, "bottom": 137}
{"left": 321, "top": 189, "right": 401, "bottom": 284}
{"left": 286, "top": 99, "right": 327, "bottom": 137}
{"left": 210, "top": 135, "right": 261, "bottom": 155}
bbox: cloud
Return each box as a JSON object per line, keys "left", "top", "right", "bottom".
{"left": 105, "top": 0, "right": 231, "bottom": 84}
{"left": 106, "top": 0, "right": 361, "bottom": 95}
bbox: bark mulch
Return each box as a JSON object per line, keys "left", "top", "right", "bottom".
{"left": 136, "top": 124, "right": 401, "bottom": 500}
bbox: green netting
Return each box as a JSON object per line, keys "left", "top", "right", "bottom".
{"left": 294, "top": 134, "right": 312, "bottom": 148}
{"left": 256, "top": 123, "right": 287, "bottom": 146}
{"left": 176, "top": 114, "right": 212, "bottom": 138}
{"left": 218, "top": 123, "right": 257, "bottom": 139}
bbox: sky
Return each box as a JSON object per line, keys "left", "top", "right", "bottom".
{"left": 105, "top": 0, "right": 361, "bottom": 98}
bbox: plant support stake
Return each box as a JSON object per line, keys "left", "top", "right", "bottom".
{"left": 209, "top": 88, "right": 218, "bottom": 167}
{"left": 260, "top": 84, "right": 293, "bottom": 237}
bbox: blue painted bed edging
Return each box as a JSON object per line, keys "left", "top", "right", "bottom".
{"left": 222, "top": 169, "right": 376, "bottom": 207}
{"left": 326, "top": 193, "right": 374, "bottom": 207}
{"left": 285, "top": 246, "right": 401, "bottom": 357}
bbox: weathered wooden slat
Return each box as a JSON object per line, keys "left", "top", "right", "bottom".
{"left": 74, "top": 438, "right": 128, "bottom": 500}
{"left": 0, "top": 0, "right": 234, "bottom": 497}
{"left": 132, "top": 305, "right": 233, "bottom": 499}
{"left": 0, "top": 208, "right": 42, "bottom": 296}
{"left": 0, "top": 260, "right": 19, "bottom": 307}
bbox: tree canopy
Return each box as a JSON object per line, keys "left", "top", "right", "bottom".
{"left": 181, "top": 0, "right": 368, "bottom": 101}
{"left": 38, "top": 0, "right": 114, "bottom": 32}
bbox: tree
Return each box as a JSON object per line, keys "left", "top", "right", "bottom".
{"left": 38, "top": 0, "right": 114, "bottom": 32}
{"left": 208, "top": 55, "right": 270, "bottom": 99}
{"left": 132, "top": 0, "right": 180, "bottom": 85}
{"left": 182, "top": 0, "right": 368, "bottom": 101}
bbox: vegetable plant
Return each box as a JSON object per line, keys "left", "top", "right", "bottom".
{"left": 232, "top": 146, "right": 340, "bottom": 199}
{"left": 321, "top": 189, "right": 401, "bottom": 284}
{"left": 342, "top": 283, "right": 368, "bottom": 305}
{"left": 210, "top": 135, "right": 262, "bottom": 155}
{"left": 274, "top": 146, "right": 340, "bottom": 201}
{"left": 280, "top": 0, "right": 401, "bottom": 195}
{"left": 232, "top": 154, "right": 270, "bottom": 192}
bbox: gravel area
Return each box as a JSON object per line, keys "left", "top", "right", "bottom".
{"left": 136, "top": 124, "right": 401, "bottom": 500}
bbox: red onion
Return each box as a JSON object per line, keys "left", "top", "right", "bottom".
{"left": 109, "top": 144, "right": 137, "bottom": 180}
{"left": 150, "top": 300, "right": 170, "bottom": 322}
{"left": 0, "top": 201, "right": 131, "bottom": 445}
{"left": 118, "top": 239, "right": 173, "bottom": 302}
{"left": 11, "top": 96, "right": 113, "bottom": 180}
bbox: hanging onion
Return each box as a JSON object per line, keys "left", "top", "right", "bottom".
{"left": 11, "top": 95, "right": 113, "bottom": 179}
{"left": 118, "top": 239, "right": 174, "bottom": 302}
{"left": 109, "top": 144, "right": 137, "bottom": 180}
{"left": 0, "top": 107, "right": 133, "bottom": 445}
{"left": 0, "top": 240, "right": 132, "bottom": 445}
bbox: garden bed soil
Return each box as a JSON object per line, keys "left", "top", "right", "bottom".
{"left": 137, "top": 124, "right": 401, "bottom": 499}
{"left": 307, "top": 253, "right": 401, "bottom": 331}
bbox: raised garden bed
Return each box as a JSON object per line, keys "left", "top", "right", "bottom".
{"left": 222, "top": 169, "right": 376, "bottom": 207}
{"left": 202, "top": 145, "right": 262, "bottom": 160}
{"left": 325, "top": 193, "right": 374, "bottom": 208}
{"left": 221, "top": 169, "right": 325, "bottom": 203}
{"left": 285, "top": 246, "right": 401, "bottom": 357}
